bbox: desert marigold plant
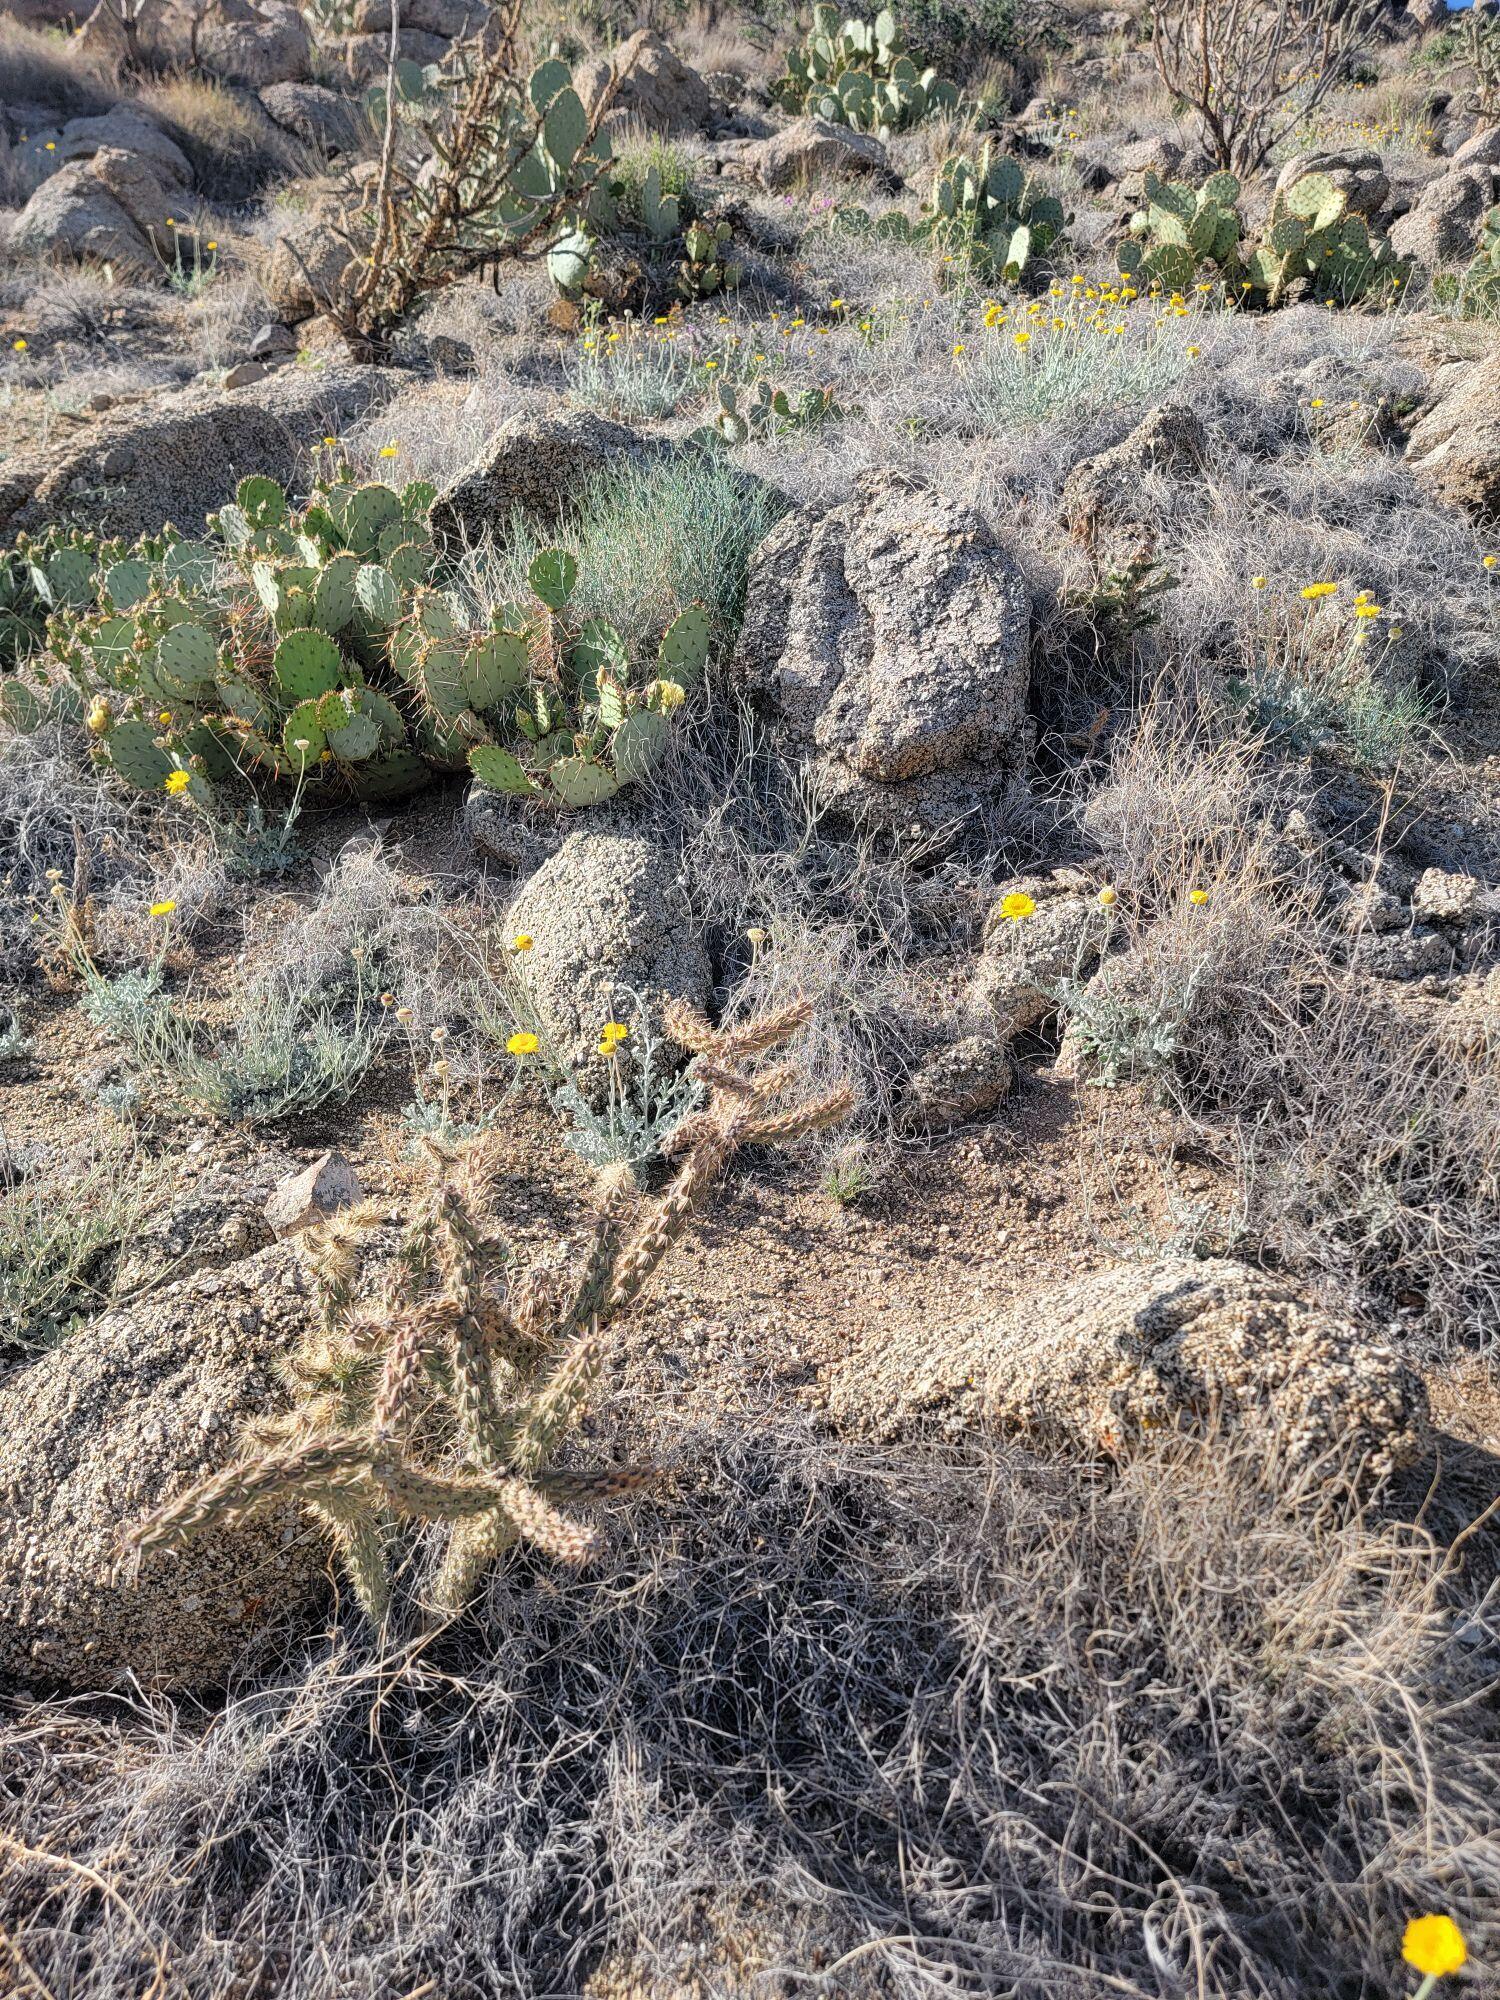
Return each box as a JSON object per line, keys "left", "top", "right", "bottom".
{"left": 122, "top": 997, "right": 853, "bottom": 1619}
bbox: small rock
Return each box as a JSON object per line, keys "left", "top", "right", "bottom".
{"left": 1411, "top": 867, "right": 1480, "bottom": 923}
{"left": 264, "top": 1150, "right": 364, "bottom": 1238}
{"left": 223, "top": 360, "right": 269, "bottom": 389}
{"left": 247, "top": 321, "right": 300, "bottom": 360}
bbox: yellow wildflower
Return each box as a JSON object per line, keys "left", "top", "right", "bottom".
{"left": 512, "top": 932, "right": 534, "bottom": 951}
{"left": 1000, "top": 891, "right": 1035, "bottom": 921}
{"left": 1189, "top": 888, "right": 1209, "bottom": 906}
{"left": 149, "top": 899, "right": 177, "bottom": 917}
{"left": 1402, "top": 1915, "right": 1466, "bottom": 1981}
{"left": 506, "top": 1030, "right": 539, "bottom": 1056}
{"left": 164, "top": 770, "right": 192, "bottom": 795}
{"left": 1301, "top": 581, "right": 1338, "bottom": 599}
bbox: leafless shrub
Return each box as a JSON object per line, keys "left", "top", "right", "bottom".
{"left": 1149, "top": 0, "right": 1389, "bottom": 173}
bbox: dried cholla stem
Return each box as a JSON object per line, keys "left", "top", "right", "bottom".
{"left": 122, "top": 998, "right": 851, "bottom": 1621}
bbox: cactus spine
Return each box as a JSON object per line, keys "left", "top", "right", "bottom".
{"left": 123, "top": 1001, "right": 855, "bottom": 1619}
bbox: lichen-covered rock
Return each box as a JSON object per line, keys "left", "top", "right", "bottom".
{"left": 829, "top": 1257, "right": 1429, "bottom": 1484}
{"left": 740, "top": 115, "right": 888, "bottom": 190}
{"left": 1274, "top": 147, "right": 1390, "bottom": 221}
{"left": 0, "top": 364, "right": 400, "bottom": 542}
{"left": 894, "top": 1034, "right": 1014, "bottom": 1136}
{"left": 970, "top": 869, "right": 1114, "bottom": 1032}
{"left": 0, "top": 1240, "right": 335, "bottom": 1691}
{"left": 574, "top": 29, "right": 713, "bottom": 135}
{"left": 1406, "top": 347, "right": 1500, "bottom": 523}
{"left": 59, "top": 106, "right": 193, "bottom": 187}
{"left": 8, "top": 145, "right": 175, "bottom": 278}
{"left": 197, "top": 0, "right": 311, "bottom": 86}
{"left": 1389, "top": 163, "right": 1498, "bottom": 265}
{"left": 1061, "top": 402, "right": 1208, "bottom": 545}
{"left": 503, "top": 830, "right": 712, "bottom": 1095}
{"left": 733, "top": 470, "right": 1031, "bottom": 834}
{"left": 1411, "top": 868, "right": 1482, "bottom": 923}
{"left": 431, "top": 410, "right": 657, "bottom": 548}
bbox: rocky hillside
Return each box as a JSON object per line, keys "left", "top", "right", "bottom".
{"left": 1, "top": 0, "right": 1498, "bottom": 1994}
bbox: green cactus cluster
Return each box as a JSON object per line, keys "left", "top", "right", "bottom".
{"left": 1118, "top": 168, "right": 1243, "bottom": 293}
{"left": 4, "top": 471, "right": 705, "bottom": 814}
{"left": 834, "top": 144, "right": 1066, "bottom": 285}
{"left": 701, "top": 378, "right": 843, "bottom": 446}
{"left": 1, "top": 526, "right": 123, "bottom": 689}
{"left": 927, "top": 143, "right": 1068, "bottom": 282}
{"left": 466, "top": 547, "right": 710, "bottom": 810}
{"left": 547, "top": 163, "right": 742, "bottom": 310}
{"left": 1243, "top": 172, "right": 1408, "bottom": 307}
{"left": 1117, "top": 169, "right": 1408, "bottom": 308}
{"left": 770, "top": 3, "right": 959, "bottom": 138}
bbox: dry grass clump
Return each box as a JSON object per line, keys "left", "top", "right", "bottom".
{"left": 135, "top": 77, "right": 317, "bottom": 201}
{"left": 0, "top": 17, "right": 119, "bottom": 120}
{"left": 1074, "top": 707, "right": 1500, "bottom": 1343}
{"left": 3, "top": 1420, "right": 1495, "bottom": 1998}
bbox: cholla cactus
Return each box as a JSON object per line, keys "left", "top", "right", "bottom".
{"left": 122, "top": 998, "right": 854, "bottom": 1619}
{"left": 771, "top": 3, "right": 959, "bottom": 139}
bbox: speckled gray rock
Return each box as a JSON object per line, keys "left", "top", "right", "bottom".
{"left": 1274, "top": 147, "right": 1389, "bottom": 221}
{"left": 9, "top": 145, "right": 175, "bottom": 278}
{"left": 0, "top": 364, "right": 400, "bottom": 542}
{"left": 895, "top": 1034, "right": 1015, "bottom": 1136}
{"left": 1406, "top": 347, "right": 1500, "bottom": 523}
{"left": 1351, "top": 924, "right": 1452, "bottom": 980}
{"left": 258, "top": 81, "right": 366, "bottom": 154}
{"left": 829, "top": 1257, "right": 1429, "bottom": 1484}
{"left": 114, "top": 1188, "right": 275, "bottom": 1296}
{"left": 264, "top": 208, "right": 357, "bottom": 317}
{"left": 504, "top": 830, "right": 712, "bottom": 1096}
{"left": 197, "top": 0, "right": 311, "bottom": 86}
{"left": 0, "top": 1239, "right": 333, "bottom": 1691}
{"left": 431, "top": 410, "right": 658, "bottom": 549}
{"left": 1389, "top": 163, "right": 1498, "bottom": 265}
{"left": 1061, "top": 402, "right": 1208, "bottom": 543}
{"left": 59, "top": 106, "right": 193, "bottom": 187}
{"left": 970, "top": 869, "right": 1115, "bottom": 1032}
{"left": 340, "top": 28, "right": 452, "bottom": 81}
{"left": 740, "top": 115, "right": 888, "bottom": 190}
{"left": 574, "top": 29, "right": 713, "bottom": 135}
{"left": 733, "top": 470, "right": 1031, "bottom": 834}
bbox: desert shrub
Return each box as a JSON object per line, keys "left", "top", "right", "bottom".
{"left": 4, "top": 1420, "right": 1494, "bottom": 1998}
{"left": 1150, "top": 0, "right": 1390, "bottom": 174}
{"left": 78, "top": 951, "right": 381, "bottom": 1128}
{"left": 482, "top": 452, "right": 788, "bottom": 658}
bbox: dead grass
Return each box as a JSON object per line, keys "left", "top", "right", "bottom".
{"left": 135, "top": 77, "right": 317, "bottom": 202}
{"left": 1, "top": 1417, "right": 1494, "bottom": 1998}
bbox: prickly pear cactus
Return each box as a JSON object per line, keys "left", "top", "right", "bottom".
{"left": 1117, "top": 168, "right": 1243, "bottom": 293}
{"left": 1235, "top": 172, "right": 1408, "bottom": 308}
{"left": 771, "top": 3, "right": 959, "bottom": 138}
{"left": 465, "top": 546, "right": 707, "bottom": 811}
